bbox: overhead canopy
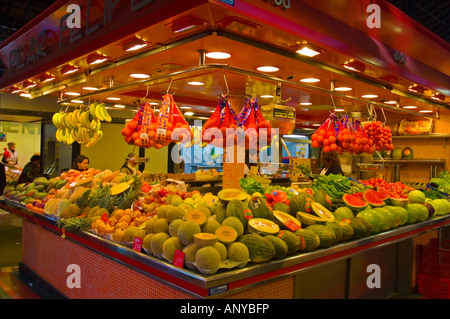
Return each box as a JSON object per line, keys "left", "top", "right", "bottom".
{"left": 0, "top": 0, "right": 448, "bottom": 127}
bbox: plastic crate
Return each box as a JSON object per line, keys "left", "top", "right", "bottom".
{"left": 417, "top": 239, "right": 450, "bottom": 279}
{"left": 418, "top": 273, "right": 450, "bottom": 299}
{"left": 426, "top": 183, "right": 450, "bottom": 199}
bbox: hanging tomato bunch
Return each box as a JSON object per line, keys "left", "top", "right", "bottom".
{"left": 363, "top": 121, "right": 394, "bottom": 152}
{"left": 311, "top": 114, "right": 339, "bottom": 153}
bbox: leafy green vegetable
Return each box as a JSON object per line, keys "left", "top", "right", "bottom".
{"left": 239, "top": 177, "right": 265, "bottom": 194}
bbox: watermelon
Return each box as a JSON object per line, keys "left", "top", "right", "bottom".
{"left": 416, "top": 204, "right": 430, "bottom": 222}
{"left": 289, "top": 192, "right": 314, "bottom": 216}
{"left": 295, "top": 229, "right": 320, "bottom": 252}
{"left": 343, "top": 193, "right": 369, "bottom": 211}
{"left": 372, "top": 207, "right": 395, "bottom": 230}
{"left": 407, "top": 190, "right": 426, "bottom": 204}
{"left": 276, "top": 230, "right": 301, "bottom": 254}
{"left": 313, "top": 189, "right": 333, "bottom": 210}
{"left": 226, "top": 199, "right": 250, "bottom": 229}
{"left": 356, "top": 209, "right": 382, "bottom": 233}
{"left": 382, "top": 206, "right": 404, "bottom": 227}
{"left": 248, "top": 196, "right": 274, "bottom": 220}
{"left": 305, "top": 224, "right": 337, "bottom": 248}
{"left": 363, "top": 189, "right": 385, "bottom": 207}
{"left": 238, "top": 234, "right": 276, "bottom": 263}
{"left": 264, "top": 235, "right": 288, "bottom": 259}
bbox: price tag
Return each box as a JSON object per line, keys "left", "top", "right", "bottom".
{"left": 101, "top": 213, "right": 108, "bottom": 223}
{"left": 284, "top": 220, "right": 301, "bottom": 232}
{"left": 133, "top": 237, "right": 143, "bottom": 252}
{"left": 140, "top": 132, "right": 148, "bottom": 139}
{"left": 173, "top": 250, "right": 185, "bottom": 268}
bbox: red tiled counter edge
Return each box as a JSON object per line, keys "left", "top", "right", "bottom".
{"left": 2, "top": 199, "right": 450, "bottom": 299}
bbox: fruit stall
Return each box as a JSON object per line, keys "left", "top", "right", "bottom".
{"left": 0, "top": 0, "right": 449, "bottom": 299}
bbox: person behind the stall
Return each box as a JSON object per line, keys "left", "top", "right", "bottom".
{"left": 120, "top": 153, "right": 140, "bottom": 175}
{"left": 72, "top": 155, "right": 89, "bottom": 171}
{"left": 0, "top": 142, "right": 18, "bottom": 196}
{"left": 320, "top": 151, "right": 344, "bottom": 176}
{"left": 16, "top": 155, "right": 43, "bottom": 185}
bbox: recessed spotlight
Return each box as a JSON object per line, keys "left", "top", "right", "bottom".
{"left": 71, "top": 100, "right": 84, "bottom": 103}
{"left": 384, "top": 100, "right": 397, "bottom": 104}
{"left": 60, "top": 65, "right": 79, "bottom": 75}
{"left": 114, "top": 104, "right": 126, "bottom": 108}
{"left": 82, "top": 86, "right": 101, "bottom": 91}
{"left": 362, "top": 94, "right": 378, "bottom": 99}
{"left": 20, "top": 93, "right": 31, "bottom": 98}
{"left": 419, "top": 110, "right": 433, "bottom": 113}
{"left": 403, "top": 105, "right": 417, "bottom": 109}
{"left": 431, "top": 93, "right": 446, "bottom": 101}
{"left": 187, "top": 81, "right": 204, "bottom": 86}
{"left": 122, "top": 39, "right": 149, "bottom": 52}
{"left": 86, "top": 54, "right": 109, "bottom": 65}
{"left": 257, "top": 66, "right": 279, "bottom": 72}
{"left": 335, "top": 87, "right": 352, "bottom": 92}
{"left": 107, "top": 97, "right": 121, "bottom": 101}
{"left": 184, "top": 112, "right": 194, "bottom": 116}
{"left": 205, "top": 52, "right": 231, "bottom": 59}
{"left": 296, "top": 43, "right": 322, "bottom": 57}
{"left": 40, "top": 75, "right": 55, "bottom": 83}
{"left": 260, "top": 95, "right": 274, "bottom": 98}
{"left": 334, "top": 108, "right": 345, "bottom": 112}
{"left": 65, "top": 92, "right": 81, "bottom": 96}
{"left": 300, "top": 78, "right": 320, "bottom": 83}
{"left": 130, "top": 73, "right": 150, "bottom": 79}
{"left": 23, "top": 81, "right": 36, "bottom": 89}
{"left": 148, "top": 102, "right": 159, "bottom": 105}
{"left": 300, "top": 102, "right": 312, "bottom": 106}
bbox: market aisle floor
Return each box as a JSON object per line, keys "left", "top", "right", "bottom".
{"left": 0, "top": 209, "right": 42, "bottom": 299}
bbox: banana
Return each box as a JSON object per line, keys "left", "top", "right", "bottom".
{"left": 52, "top": 113, "right": 60, "bottom": 128}
{"left": 89, "top": 103, "right": 97, "bottom": 120}
{"left": 100, "top": 103, "right": 112, "bottom": 122}
{"left": 60, "top": 113, "right": 67, "bottom": 129}
{"left": 95, "top": 103, "right": 105, "bottom": 122}
{"left": 55, "top": 129, "right": 61, "bottom": 142}
{"left": 81, "top": 111, "right": 91, "bottom": 128}
{"left": 81, "top": 127, "right": 90, "bottom": 143}
{"left": 85, "top": 131, "right": 99, "bottom": 148}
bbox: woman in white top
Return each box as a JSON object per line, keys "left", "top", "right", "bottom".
{"left": 1, "top": 142, "right": 18, "bottom": 196}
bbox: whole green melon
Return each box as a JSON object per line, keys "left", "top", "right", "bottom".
{"left": 356, "top": 209, "right": 382, "bottom": 233}
{"left": 305, "top": 224, "right": 336, "bottom": 248}
{"left": 338, "top": 221, "right": 354, "bottom": 242}
{"left": 248, "top": 196, "right": 274, "bottom": 220}
{"left": 276, "top": 230, "right": 300, "bottom": 254}
{"left": 264, "top": 235, "right": 289, "bottom": 259}
{"left": 405, "top": 204, "right": 420, "bottom": 224}
{"left": 408, "top": 190, "right": 426, "bottom": 204}
{"left": 226, "top": 199, "right": 250, "bottom": 229}
{"left": 294, "top": 228, "right": 320, "bottom": 252}
{"left": 289, "top": 192, "right": 314, "bottom": 216}
{"left": 272, "top": 202, "right": 290, "bottom": 214}
{"left": 238, "top": 234, "right": 276, "bottom": 263}
{"left": 372, "top": 208, "right": 395, "bottom": 230}
{"left": 333, "top": 206, "right": 355, "bottom": 221}
{"left": 325, "top": 222, "right": 343, "bottom": 243}
{"left": 382, "top": 206, "right": 404, "bottom": 227}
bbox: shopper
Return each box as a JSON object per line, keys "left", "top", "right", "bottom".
{"left": 0, "top": 142, "right": 19, "bottom": 195}
{"left": 72, "top": 155, "right": 90, "bottom": 171}
{"left": 120, "top": 153, "right": 140, "bottom": 175}
{"left": 16, "top": 155, "right": 42, "bottom": 185}
{"left": 320, "top": 151, "right": 344, "bottom": 176}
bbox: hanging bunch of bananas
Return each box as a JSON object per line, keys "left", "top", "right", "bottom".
{"left": 52, "top": 102, "right": 110, "bottom": 147}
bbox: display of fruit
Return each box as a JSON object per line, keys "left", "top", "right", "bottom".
{"left": 52, "top": 103, "right": 107, "bottom": 147}
{"left": 311, "top": 114, "right": 338, "bottom": 152}
{"left": 363, "top": 121, "right": 394, "bottom": 152}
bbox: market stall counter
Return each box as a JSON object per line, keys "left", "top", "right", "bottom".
{"left": 2, "top": 198, "right": 449, "bottom": 299}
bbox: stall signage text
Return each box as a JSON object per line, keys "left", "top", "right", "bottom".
{"left": 262, "top": 0, "right": 290, "bottom": 11}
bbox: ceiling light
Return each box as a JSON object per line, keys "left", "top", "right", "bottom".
{"left": 23, "top": 81, "right": 36, "bottom": 89}
{"left": 122, "top": 39, "right": 149, "bottom": 52}
{"left": 114, "top": 104, "right": 126, "bottom": 108}
{"left": 362, "top": 94, "right": 378, "bottom": 99}
{"left": 148, "top": 102, "right": 159, "bottom": 105}
{"left": 300, "top": 102, "right": 312, "bottom": 106}
{"left": 82, "top": 86, "right": 100, "bottom": 91}
{"left": 187, "top": 81, "right": 204, "bottom": 86}
{"left": 343, "top": 60, "right": 366, "bottom": 73}
{"left": 408, "top": 85, "right": 426, "bottom": 94}
{"left": 11, "top": 87, "right": 21, "bottom": 94}
{"left": 334, "top": 108, "right": 345, "bottom": 112}
{"left": 184, "top": 112, "right": 194, "bottom": 116}
{"left": 130, "top": 73, "right": 150, "bottom": 79}
{"left": 71, "top": 100, "right": 84, "bottom": 103}
{"left": 431, "top": 93, "right": 446, "bottom": 101}
{"left": 403, "top": 105, "right": 417, "bottom": 109}
{"left": 170, "top": 16, "right": 205, "bottom": 33}
{"left": 20, "top": 93, "right": 31, "bottom": 98}
{"left": 86, "top": 54, "right": 109, "bottom": 65}
{"left": 335, "top": 87, "right": 352, "bottom": 92}
{"left": 180, "top": 106, "right": 192, "bottom": 109}
{"left": 65, "top": 92, "right": 81, "bottom": 96}
{"left": 384, "top": 100, "right": 397, "bottom": 104}
{"left": 60, "top": 65, "right": 79, "bottom": 75}
{"left": 257, "top": 66, "right": 279, "bottom": 72}
{"left": 312, "top": 123, "right": 321, "bottom": 127}
{"left": 107, "top": 97, "right": 121, "bottom": 101}
{"left": 419, "top": 110, "right": 433, "bottom": 113}
{"left": 300, "top": 78, "right": 320, "bottom": 83}
{"left": 296, "top": 43, "right": 322, "bottom": 57}
{"left": 40, "top": 75, "right": 55, "bottom": 83}
{"left": 205, "top": 52, "right": 231, "bottom": 59}
{"left": 260, "top": 95, "right": 274, "bottom": 98}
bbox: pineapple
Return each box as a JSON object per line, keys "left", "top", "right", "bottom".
{"left": 60, "top": 204, "right": 81, "bottom": 219}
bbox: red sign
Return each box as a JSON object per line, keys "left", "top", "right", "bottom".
{"left": 172, "top": 250, "right": 185, "bottom": 268}
{"left": 132, "top": 236, "right": 143, "bottom": 252}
